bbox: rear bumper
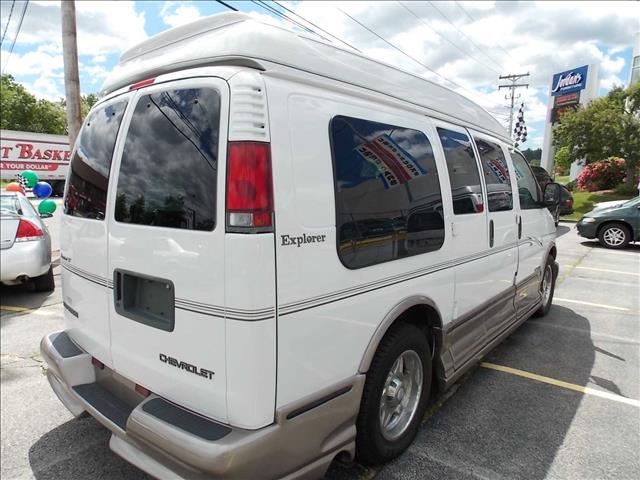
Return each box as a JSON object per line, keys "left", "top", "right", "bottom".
{"left": 41, "top": 330, "right": 364, "bottom": 480}
{"left": 0, "top": 239, "right": 50, "bottom": 283}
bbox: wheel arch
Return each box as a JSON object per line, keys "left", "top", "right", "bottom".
{"left": 358, "top": 296, "right": 443, "bottom": 376}
{"left": 597, "top": 219, "right": 634, "bottom": 239}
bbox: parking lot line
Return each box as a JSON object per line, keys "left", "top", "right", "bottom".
{"left": 553, "top": 298, "right": 631, "bottom": 311}
{"left": 0, "top": 305, "right": 58, "bottom": 316}
{"left": 573, "top": 266, "right": 640, "bottom": 276}
{"left": 481, "top": 362, "right": 640, "bottom": 408}
{"left": 0, "top": 305, "right": 33, "bottom": 313}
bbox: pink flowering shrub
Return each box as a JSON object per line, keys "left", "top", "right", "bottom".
{"left": 576, "top": 157, "right": 626, "bottom": 192}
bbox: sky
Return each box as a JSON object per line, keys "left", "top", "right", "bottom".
{"left": 0, "top": 0, "right": 639, "bottom": 150}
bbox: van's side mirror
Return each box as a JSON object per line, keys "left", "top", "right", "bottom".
{"left": 543, "top": 183, "right": 561, "bottom": 206}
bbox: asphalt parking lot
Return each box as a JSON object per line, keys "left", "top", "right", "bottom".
{"left": 1, "top": 221, "right": 639, "bottom": 480}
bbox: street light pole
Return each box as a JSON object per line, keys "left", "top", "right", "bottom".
{"left": 61, "top": 0, "right": 82, "bottom": 149}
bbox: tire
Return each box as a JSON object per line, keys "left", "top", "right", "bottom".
{"left": 598, "top": 223, "right": 631, "bottom": 249}
{"left": 356, "top": 323, "right": 432, "bottom": 464}
{"left": 533, "top": 257, "right": 556, "bottom": 317}
{"left": 33, "top": 266, "right": 55, "bottom": 292}
{"left": 52, "top": 181, "right": 65, "bottom": 197}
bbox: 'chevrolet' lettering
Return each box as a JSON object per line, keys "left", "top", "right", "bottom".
{"left": 159, "top": 353, "right": 214, "bottom": 380}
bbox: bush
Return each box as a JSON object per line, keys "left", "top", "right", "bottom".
{"left": 576, "top": 157, "right": 626, "bottom": 192}
{"left": 614, "top": 182, "right": 639, "bottom": 196}
{"left": 565, "top": 180, "right": 577, "bottom": 192}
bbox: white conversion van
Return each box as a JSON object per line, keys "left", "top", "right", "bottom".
{"left": 41, "top": 12, "right": 561, "bottom": 480}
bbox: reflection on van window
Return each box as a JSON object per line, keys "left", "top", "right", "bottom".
{"left": 510, "top": 150, "right": 541, "bottom": 209}
{"left": 437, "top": 128, "right": 484, "bottom": 215}
{"left": 115, "top": 88, "right": 219, "bottom": 231}
{"left": 331, "top": 115, "right": 444, "bottom": 269}
{"left": 474, "top": 138, "right": 513, "bottom": 212}
{"left": 64, "top": 101, "right": 128, "bottom": 219}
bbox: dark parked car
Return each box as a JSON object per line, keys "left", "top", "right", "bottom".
{"left": 558, "top": 185, "right": 573, "bottom": 216}
{"left": 576, "top": 196, "right": 640, "bottom": 249}
{"left": 529, "top": 166, "right": 573, "bottom": 225}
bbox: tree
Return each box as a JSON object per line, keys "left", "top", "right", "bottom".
{"left": 553, "top": 83, "right": 640, "bottom": 187}
{"left": 554, "top": 146, "right": 572, "bottom": 172}
{"left": 521, "top": 148, "right": 542, "bottom": 163}
{"left": 0, "top": 74, "right": 67, "bottom": 134}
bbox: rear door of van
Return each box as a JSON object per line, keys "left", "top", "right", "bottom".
{"left": 61, "top": 96, "right": 131, "bottom": 366}
{"left": 105, "top": 78, "right": 232, "bottom": 424}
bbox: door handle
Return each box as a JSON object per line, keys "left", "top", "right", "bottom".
{"left": 489, "top": 219, "right": 494, "bottom": 248}
{"left": 518, "top": 216, "right": 522, "bottom": 239}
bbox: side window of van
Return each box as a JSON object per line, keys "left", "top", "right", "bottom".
{"left": 474, "top": 138, "right": 513, "bottom": 212}
{"left": 437, "top": 128, "right": 484, "bottom": 215}
{"left": 115, "top": 88, "right": 220, "bottom": 231}
{"left": 64, "top": 101, "right": 128, "bottom": 219}
{"left": 330, "top": 116, "right": 444, "bottom": 269}
{"left": 510, "top": 150, "right": 542, "bottom": 209}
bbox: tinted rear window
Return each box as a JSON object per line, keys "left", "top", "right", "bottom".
{"left": 114, "top": 88, "right": 220, "bottom": 231}
{"left": 64, "top": 101, "right": 128, "bottom": 219}
{"left": 331, "top": 115, "right": 444, "bottom": 269}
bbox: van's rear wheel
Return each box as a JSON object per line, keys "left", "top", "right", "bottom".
{"left": 356, "top": 324, "right": 431, "bottom": 464}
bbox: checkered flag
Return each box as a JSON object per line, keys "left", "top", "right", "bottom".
{"left": 513, "top": 103, "right": 527, "bottom": 148}
{"left": 17, "top": 174, "right": 28, "bottom": 190}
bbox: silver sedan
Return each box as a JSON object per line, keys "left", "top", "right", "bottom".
{"left": 0, "top": 190, "right": 54, "bottom": 291}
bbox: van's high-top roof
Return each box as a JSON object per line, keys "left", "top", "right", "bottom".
{"left": 102, "top": 12, "right": 508, "bottom": 142}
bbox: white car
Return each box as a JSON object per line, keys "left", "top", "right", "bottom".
{"left": 1, "top": 190, "right": 54, "bottom": 291}
{"left": 40, "top": 12, "right": 560, "bottom": 480}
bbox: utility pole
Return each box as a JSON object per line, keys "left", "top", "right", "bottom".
{"left": 498, "top": 72, "right": 530, "bottom": 137}
{"left": 61, "top": 0, "right": 82, "bottom": 148}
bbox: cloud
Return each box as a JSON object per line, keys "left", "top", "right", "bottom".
{"left": 15, "top": 1, "right": 147, "bottom": 56}
{"left": 160, "top": 2, "right": 203, "bottom": 28}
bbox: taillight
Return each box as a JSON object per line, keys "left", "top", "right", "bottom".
{"left": 226, "top": 141, "right": 274, "bottom": 232}
{"left": 15, "top": 219, "right": 44, "bottom": 242}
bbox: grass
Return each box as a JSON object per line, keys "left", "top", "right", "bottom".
{"left": 561, "top": 190, "right": 634, "bottom": 221}
{"left": 554, "top": 175, "right": 570, "bottom": 185}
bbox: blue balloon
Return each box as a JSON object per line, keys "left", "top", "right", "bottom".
{"left": 33, "top": 181, "right": 52, "bottom": 199}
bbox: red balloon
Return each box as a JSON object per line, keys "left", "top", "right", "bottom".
{"left": 5, "top": 182, "right": 24, "bottom": 193}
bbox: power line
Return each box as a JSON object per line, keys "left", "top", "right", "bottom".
{"left": 214, "top": 0, "right": 237, "bottom": 12}
{"left": 397, "top": 1, "right": 501, "bottom": 77}
{"left": 335, "top": 5, "right": 493, "bottom": 104}
{"left": 1, "top": 0, "right": 16, "bottom": 46}
{"left": 273, "top": 1, "right": 361, "bottom": 52}
{"left": 425, "top": 1, "right": 505, "bottom": 72}
{"left": 250, "top": 0, "right": 332, "bottom": 44}
{"left": 454, "top": 1, "right": 517, "bottom": 65}
{"left": 2, "top": 0, "right": 28, "bottom": 75}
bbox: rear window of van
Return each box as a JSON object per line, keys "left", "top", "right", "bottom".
{"left": 114, "top": 88, "right": 220, "bottom": 231}
{"left": 64, "top": 101, "right": 128, "bottom": 219}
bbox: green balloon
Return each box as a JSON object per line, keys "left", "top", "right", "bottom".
{"left": 38, "top": 199, "right": 57, "bottom": 215}
{"left": 21, "top": 170, "right": 39, "bottom": 188}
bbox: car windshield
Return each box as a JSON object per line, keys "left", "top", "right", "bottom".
{"left": 0, "top": 194, "right": 21, "bottom": 216}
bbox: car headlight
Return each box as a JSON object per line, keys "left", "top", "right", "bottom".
{"left": 581, "top": 217, "right": 596, "bottom": 223}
